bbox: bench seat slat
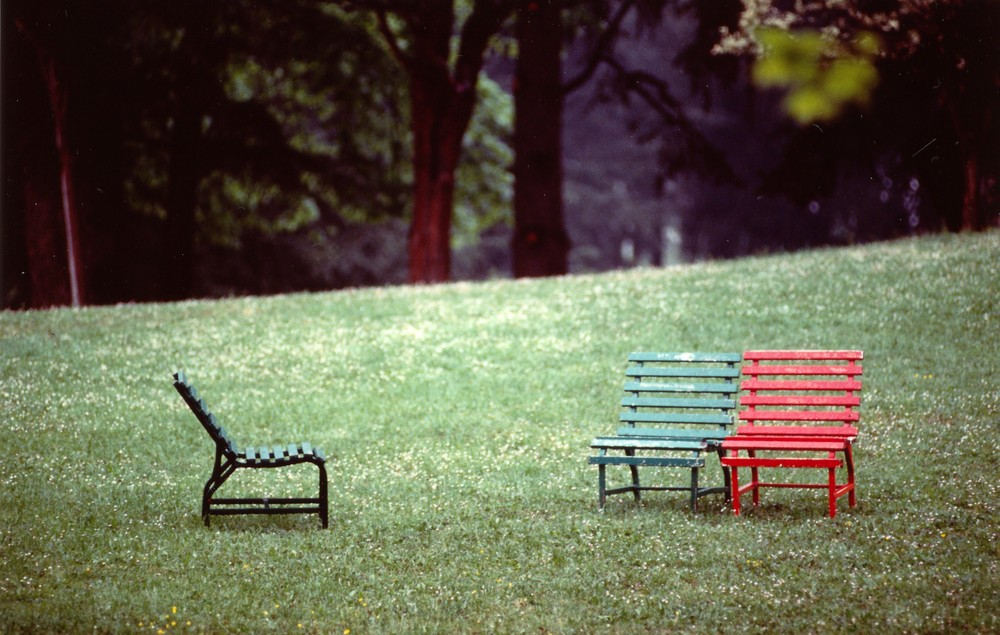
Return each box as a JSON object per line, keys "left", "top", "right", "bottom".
{"left": 591, "top": 436, "right": 706, "bottom": 451}
{"left": 734, "top": 424, "right": 858, "bottom": 438}
{"left": 588, "top": 455, "right": 705, "bottom": 468}
{"left": 721, "top": 456, "right": 843, "bottom": 468}
{"left": 722, "top": 438, "right": 849, "bottom": 452}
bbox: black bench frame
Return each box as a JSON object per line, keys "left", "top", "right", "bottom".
{"left": 173, "top": 371, "right": 329, "bottom": 528}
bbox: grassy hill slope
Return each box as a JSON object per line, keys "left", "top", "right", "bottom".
{"left": 1, "top": 231, "right": 998, "bottom": 633}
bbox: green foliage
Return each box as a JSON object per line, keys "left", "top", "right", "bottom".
{"left": 116, "top": 1, "right": 412, "bottom": 250}
{"left": 752, "top": 28, "right": 881, "bottom": 124}
{"left": 1, "top": 231, "right": 999, "bottom": 632}
{"left": 454, "top": 75, "right": 514, "bottom": 248}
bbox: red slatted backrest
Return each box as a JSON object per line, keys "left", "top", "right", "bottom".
{"left": 739, "top": 350, "right": 863, "bottom": 436}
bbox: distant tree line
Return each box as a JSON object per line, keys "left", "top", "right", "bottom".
{"left": 2, "top": 0, "right": 996, "bottom": 309}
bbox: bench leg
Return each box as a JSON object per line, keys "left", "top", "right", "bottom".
{"left": 828, "top": 465, "right": 838, "bottom": 518}
{"left": 318, "top": 462, "right": 329, "bottom": 529}
{"left": 749, "top": 450, "right": 760, "bottom": 507}
{"left": 597, "top": 464, "right": 607, "bottom": 511}
{"left": 203, "top": 458, "right": 236, "bottom": 527}
{"left": 626, "top": 449, "right": 641, "bottom": 504}
{"left": 202, "top": 481, "right": 212, "bottom": 526}
{"left": 845, "top": 444, "right": 856, "bottom": 508}
{"left": 690, "top": 465, "right": 699, "bottom": 512}
{"left": 715, "top": 447, "right": 732, "bottom": 504}
{"left": 730, "top": 461, "right": 741, "bottom": 516}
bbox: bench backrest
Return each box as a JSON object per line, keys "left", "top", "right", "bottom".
{"left": 619, "top": 352, "right": 741, "bottom": 437}
{"left": 173, "top": 371, "right": 238, "bottom": 458}
{"left": 738, "top": 350, "right": 863, "bottom": 438}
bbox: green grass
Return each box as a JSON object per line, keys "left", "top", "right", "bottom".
{"left": 2, "top": 231, "right": 998, "bottom": 633}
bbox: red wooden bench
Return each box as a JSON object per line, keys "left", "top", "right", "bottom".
{"left": 720, "top": 350, "right": 863, "bottom": 517}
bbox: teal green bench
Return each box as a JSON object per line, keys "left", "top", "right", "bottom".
{"left": 173, "top": 371, "right": 329, "bottom": 528}
{"left": 588, "top": 352, "right": 741, "bottom": 511}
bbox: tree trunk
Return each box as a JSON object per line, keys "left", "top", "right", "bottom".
{"left": 401, "top": 1, "right": 506, "bottom": 284}
{"left": 961, "top": 150, "right": 980, "bottom": 231}
{"left": 162, "top": 103, "right": 202, "bottom": 300}
{"left": 408, "top": 70, "right": 462, "bottom": 283}
{"left": 44, "top": 59, "right": 85, "bottom": 307}
{"left": 512, "top": 0, "right": 569, "bottom": 278}
{"left": 18, "top": 18, "right": 86, "bottom": 307}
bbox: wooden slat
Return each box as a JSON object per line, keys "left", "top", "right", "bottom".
{"left": 743, "top": 365, "right": 863, "bottom": 376}
{"left": 628, "top": 352, "right": 742, "bottom": 363}
{"left": 740, "top": 395, "right": 861, "bottom": 407}
{"left": 617, "top": 427, "right": 729, "bottom": 440}
{"left": 621, "top": 412, "right": 733, "bottom": 425}
{"left": 741, "top": 379, "right": 862, "bottom": 392}
{"left": 740, "top": 410, "right": 859, "bottom": 422}
{"left": 207, "top": 413, "right": 222, "bottom": 431}
{"left": 590, "top": 437, "right": 706, "bottom": 451}
{"left": 287, "top": 443, "right": 298, "bottom": 458}
{"left": 721, "top": 456, "right": 842, "bottom": 468}
{"left": 196, "top": 398, "right": 211, "bottom": 415}
{"left": 623, "top": 381, "right": 739, "bottom": 394}
{"left": 245, "top": 446, "right": 256, "bottom": 462}
{"left": 722, "top": 438, "right": 848, "bottom": 452}
{"left": 588, "top": 455, "right": 705, "bottom": 468}
{"left": 302, "top": 442, "right": 313, "bottom": 457}
{"left": 627, "top": 366, "right": 741, "bottom": 379}
{"left": 734, "top": 425, "right": 858, "bottom": 438}
{"left": 621, "top": 396, "right": 737, "bottom": 410}
{"left": 744, "top": 350, "right": 863, "bottom": 361}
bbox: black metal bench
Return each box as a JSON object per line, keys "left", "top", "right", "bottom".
{"left": 173, "top": 371, "right": 329, "bottom": 528}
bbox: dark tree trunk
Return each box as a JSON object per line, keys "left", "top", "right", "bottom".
{"left": 8, "top": 15, "right": 85, "bottom": 308}
{"left": 407, "top": 6, "right": 462, "bottom": 283}
{"left": 512, "top": 0, "right": 569, "bottom": 278}
{"left": 961, "top": 151, "right": 979, "bottom": 231}
{"left": 14, "top": 17, "right": 86, "bottom": 307}
{"left": 43, "top": 58, "right": 85, "bottom": 306}
{"left": 393, "top": 1, "right": 511, "bottom": 283}
{"left": 162, "top": 103, "right": 202, "bottom": 300}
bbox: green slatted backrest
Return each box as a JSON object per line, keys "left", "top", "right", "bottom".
{"left": 619, "top": 353, "right": 741, "bottom": 431}
{"left": 173, "top": 372, "right": 238, "bottom": 457}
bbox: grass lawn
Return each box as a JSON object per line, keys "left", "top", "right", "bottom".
{"left": 1, "top": 231, "right": 998, "bottom": 633}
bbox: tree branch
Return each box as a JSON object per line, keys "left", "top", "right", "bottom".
{"left": 376, "top": 10, "right": 413, "bottom": 72}
{"left": 453, "top": 0, "right": 516, "bottom": 93}
{"left": 601, "top": 55, "right": 738, "bottom": 183}
{"left": 562, "top": 0, "right": 637, "bottom": 95}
